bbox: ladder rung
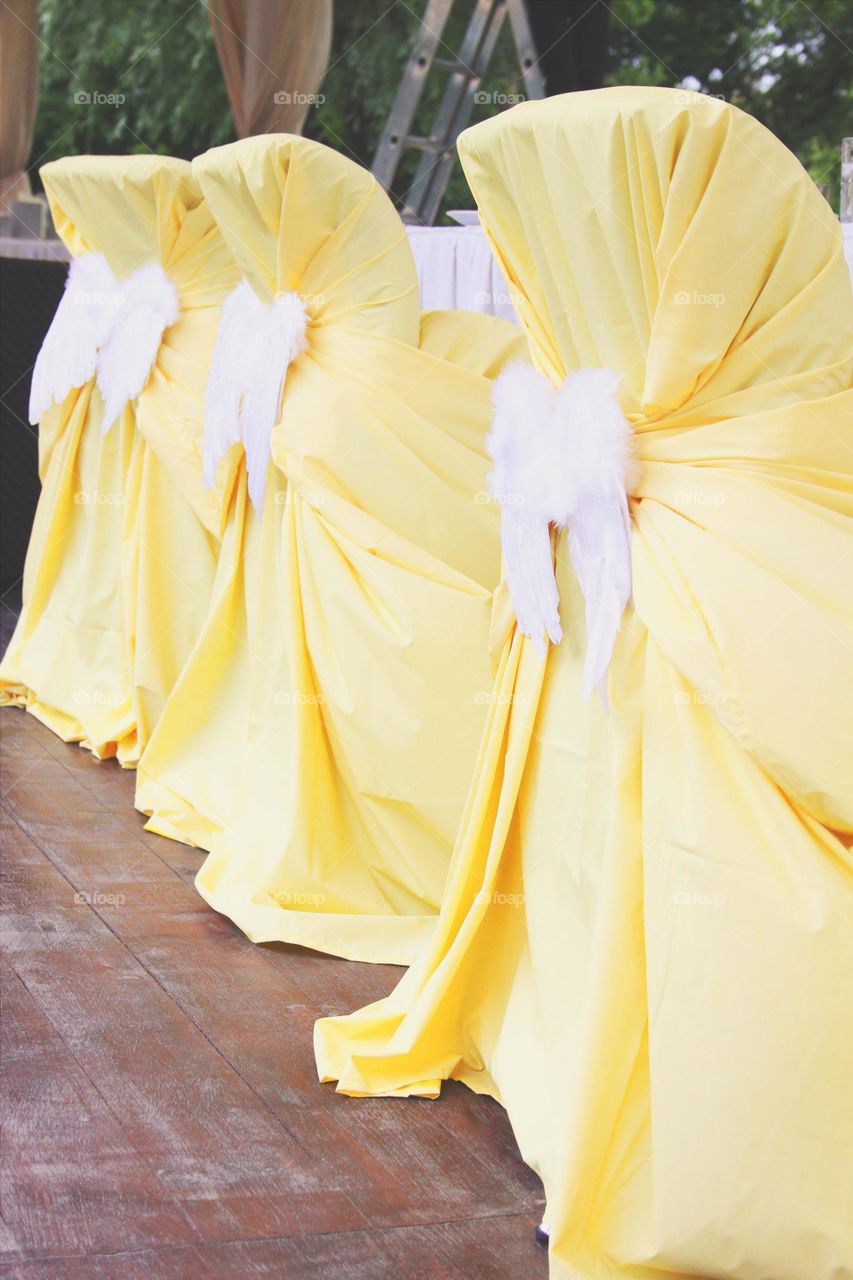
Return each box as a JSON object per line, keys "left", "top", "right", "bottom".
{"left": 372, "top": 0, "right": 543, "bottom": 223}
{"left": 433, "top": 57, "right": 474, "bottom": 74}
{"left": 405, "top": 136, "right": 443, "bottom": 153}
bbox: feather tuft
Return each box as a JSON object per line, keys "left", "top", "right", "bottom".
{"left": 28, "top": 253, "right": 119, "bottom": 424}
{"left": 96, "top": 264, "right": 179, "bottom": 433}
{"left": 488, "top": 361, "right": 562, "bottom": 651}
{"left": 29, "top": 256, "right": 178, "bottom": 434}
{"left": 203, "top": 280, "right": 266, "bottom": 487}
{"left": 486, "top": 361, "right": 636, "bottom": 700}
{"left": 203, "top": 281, "right": 309, "bottom": 512}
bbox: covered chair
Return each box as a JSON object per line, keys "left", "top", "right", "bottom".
{"left": 315, "top": 88, "right": 853, "bottom": 1278}
{"left": 0, "top": 155, "right": 239, "bottom": 762}
{"left": 135, "top": 134, "right": 525, "bottom": 964}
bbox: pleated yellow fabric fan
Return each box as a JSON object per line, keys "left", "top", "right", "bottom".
{"left": 316, "top": 88, "right": 853, "bottom": 1278}
{"left": 0, "top": 156, "right": 238, "bottom": 762}
{"left": 135, "top": 134, "right": 525, "bottom": 964}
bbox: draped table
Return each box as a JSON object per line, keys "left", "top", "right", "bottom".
{"left": 406, "top": 222, "right": 518, "bottom": 323}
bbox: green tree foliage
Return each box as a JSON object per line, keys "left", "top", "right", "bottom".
{"left": 303, "top": 1, "right": 526, "bottom": 211}
{"left": 29, "top": 0, "right": 851, "bottom": 216}
{"left": 608, "top": 0, "right": 852, "bottom": 199}
{"left": 32, "top": 0, "right": 232, "bottom": 166}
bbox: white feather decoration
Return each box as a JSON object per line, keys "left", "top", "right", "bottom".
{"left": 28, "top": 253, "right": 119, "bottom": 424}
{"left": 241, "top": 292, "right": 308, "bottom": 511}
{"left": 488, "top": 363, "right": 562, "bottom": 650}
{"left": 487, "top": 362, "right": 637, "bottom": 701}
{"left": 203, "top": 281, "right": 308, "bottom": 512}
{"left": 96, "top": 263, "right": 179, "bottom": 434}
{"left": 202, "top": 279, "right": 266, "bottom": 488}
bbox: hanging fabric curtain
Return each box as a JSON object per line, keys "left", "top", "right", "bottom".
{"left": 315, "top": 88, "right": 853, "bottom": 1279}
{"left": 0, "top": 0, "right": 39, "bottom": 212}
{"left": 207, "top": 0, "right": 332, "bottom": 138}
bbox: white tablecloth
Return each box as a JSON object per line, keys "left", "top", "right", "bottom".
{"left": 406, "top": 224, "right": 518, "bottom": 324}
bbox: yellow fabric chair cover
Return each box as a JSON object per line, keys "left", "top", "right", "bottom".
{"left": 0, "top": 156, "right": 237, "bottom": 762}
{"left": 315, "top": 88, "right": 853, "bottom": 1278}
{"left": 135, "top": 134, "right": 525, "bottom": 964}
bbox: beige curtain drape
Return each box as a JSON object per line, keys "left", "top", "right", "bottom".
{"left": 208, "top": 0, "right": 332, "bottom": 138}
{"left": 0, "top": 0, "right": 40, "bottom": 212}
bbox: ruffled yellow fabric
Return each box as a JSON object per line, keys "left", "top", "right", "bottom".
{"left": 315, "top": 88, "right": 853, "bottom": 1278}
{"left": 135, "top": 135, "right": 526, "bottom": 964}
{"left": 1, "top": 156, "right": 237, "bottom": 762}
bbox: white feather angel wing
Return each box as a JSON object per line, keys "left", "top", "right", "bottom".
{"left": 203, "top": 279, "right": 266, "bottom": 488}
{"left": 241, "top": 291, "right": 308, "bottom": 512}
{"left": 202, "top": 282, "right": 308, "bottom": 511}
{"left": 488, "top": 362, "right": 563, "bottom": 652}
{"left": 551, "top": 369, "right": 637, "bottom": 701}
{"left": 28, "top": 253, "right": 118, "bottom": 424}
{"left": 566, "top": 489, "right": 633, "bottom": 702}
{"left": 96, "top": 263, "right": 179, "bottom": 434}
{"left": 488, "top": 363, "right": 636, "bottom": 699}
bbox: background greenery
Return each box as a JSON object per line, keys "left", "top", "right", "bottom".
{"left": 31, "top": 0, "right": 852, "bottom": 218}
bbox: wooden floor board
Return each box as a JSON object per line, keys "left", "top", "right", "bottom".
{"left": 1, "top": 703, "right": 546, "bottom": 1278}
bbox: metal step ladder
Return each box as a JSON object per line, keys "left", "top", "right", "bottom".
{"left": 372, "top": 0, "right": 544, "bottom": 225}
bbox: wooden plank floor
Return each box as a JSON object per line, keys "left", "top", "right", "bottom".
{"left": 0, "top": 675, "right": 546, "bottom": 1276}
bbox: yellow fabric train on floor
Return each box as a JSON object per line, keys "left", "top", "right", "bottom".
{"left": 0, "top": 156, "right": 238, "bottom": 762}
{"left": 316, "top": 89, "right": 853, "bottom": 1278}
{"left": 135, "top": 135, "right": 525, "bottom": 964}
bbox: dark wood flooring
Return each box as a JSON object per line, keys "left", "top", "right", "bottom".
{"left": 0, "top": 649, "right": 546, "bottom": 1278}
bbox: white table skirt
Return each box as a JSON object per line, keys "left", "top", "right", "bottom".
{"left": 406, "top": 224, "right": 518, "bottom": 324}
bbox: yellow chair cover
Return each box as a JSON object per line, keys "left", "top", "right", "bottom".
{"left": 1, "top": 156, "right": 238, "bottom": 762}
{"left": 135, "top": 135, "right": 525, "bottom": 964}
{"left": 315, "top": 88, "right": 853, "bottom": 1278}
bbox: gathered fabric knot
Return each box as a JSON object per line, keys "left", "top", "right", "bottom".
{"left": 29, "top": 252, "right": 179, "bottom": 434}
{"left": 203, "top": 279, "right": 309, "bottom": 512}
{"left": 487, "top": 362, "right": 637, "bottom": 702}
